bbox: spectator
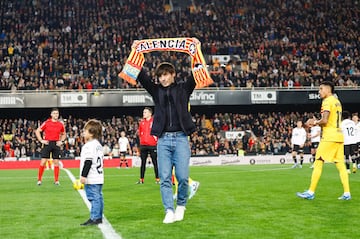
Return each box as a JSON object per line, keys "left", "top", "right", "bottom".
{"left": 111, "top": 143, "right": 120, "bottom": 158}
{"left": 0, "top": 110, "right": 350, "bottom": 157}
{"left": 0, "top": 0, "right": 359, "bottom": 90}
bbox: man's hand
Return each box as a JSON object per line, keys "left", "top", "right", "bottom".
{"left": 41, "top": 139, "right": 49, "bottom": 145}
{"left": 131, "top": 40, "right": 140, "bottom": 49}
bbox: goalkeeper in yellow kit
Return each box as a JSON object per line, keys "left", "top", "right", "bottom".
{"left": 172, "top": 103, "right": 200, "bottom": 200}
{"left": 297, "top": 81, "right": 351, "bottom": 200}
{"left": 172, "top": 168, "right": 200, "bottom": 200}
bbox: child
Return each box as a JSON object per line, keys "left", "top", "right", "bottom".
{"left": 79, "top": 119, "right": 104, "bottom": 226}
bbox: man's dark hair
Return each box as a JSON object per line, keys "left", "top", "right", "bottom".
{"left": 144, "top": 107, "right": 153, "bottom": 114}
{"left": 320, "top": 81, "right": 335, "bottom": 93}
{"left": 155, "top": 62, "right": 175, "bottom": 77}
{"left": 342, "top": 111, "right": 350, "bottom": 119}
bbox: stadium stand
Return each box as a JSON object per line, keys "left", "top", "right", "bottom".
{"left": 0, "top": 1, "right": 359, "bottom": 159}
{"left": 0, "top": 0, "right": 359, "bottom": 90}
{"left": 0, "top": 111, "right": 314, "bottom": 160}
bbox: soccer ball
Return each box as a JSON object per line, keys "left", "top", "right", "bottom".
{"left": 73, "top": 179, "right": 84, "bottom": 190}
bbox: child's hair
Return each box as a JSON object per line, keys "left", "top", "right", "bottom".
{"left": 155, "top": 62, "right": 175, "bottom": 77}
{"left": 84, "top": 119, "right": 102, "bottom": 140}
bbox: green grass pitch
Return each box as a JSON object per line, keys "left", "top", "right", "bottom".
{"left": 0, "top": 164, "right": 359, "bottom": 239}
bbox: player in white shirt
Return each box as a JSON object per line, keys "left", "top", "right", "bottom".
{"left": 79, "top": 119, "right": 104, "bottom": 226}
{"left": 291, "top": 120, "right": 307, "bottom": 168}
{"left": 308, "top": 123, "right": 321, "bottom": 169}
{"left": 118, "top": 130, "right": 132, "bottom": 168}
{"left": 341, "top": 111, "right": 358, "bottom": 174}
{"left": 351, "top": 113, "right": 360, "bottom": 172}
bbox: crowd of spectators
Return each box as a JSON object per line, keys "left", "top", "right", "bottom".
{"left": 0, "top": 111, "right": 320, "bottom": 160}
{"left": 1, "top": 0, "right": 360, "bottom": 91}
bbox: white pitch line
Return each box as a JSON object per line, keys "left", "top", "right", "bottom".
{"left": 63, "top": 168, "right": 122, "bottom": 239}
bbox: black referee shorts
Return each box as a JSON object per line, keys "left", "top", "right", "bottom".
{"left": 41, "top": 141, "right": 62, "bottom": 159}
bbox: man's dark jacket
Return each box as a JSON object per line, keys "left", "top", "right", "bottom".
{"left": 138, "top": 70, "right": 196, "bottom": 137}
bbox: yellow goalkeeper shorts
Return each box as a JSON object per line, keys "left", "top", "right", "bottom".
{"left": 315, "top": 141, "right": 344, "bottom": 163}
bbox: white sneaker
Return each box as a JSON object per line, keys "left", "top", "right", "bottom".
{"left": 189, "top": 181, "right": 200, "bottom": 200}
{"left": 291, "top": 163, "right": 298, "bottom": 169}
{"left": 174, "top": 206, "right": 186, "bottom": 222}
{"left": 163, "top": 210, "right": 175, "bottom": 224}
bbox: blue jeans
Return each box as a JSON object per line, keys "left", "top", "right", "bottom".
{"left": 85, "top": 184, "right": 104, "bottom": 220}
{"left": 157, "top": 132, "right": 190, "bottom": 212}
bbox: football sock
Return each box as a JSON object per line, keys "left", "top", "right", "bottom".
{"left": 345, "top": 156, "right": 350, "bottom": 169}
{"left": 309, "top": 159, "right": 324, "bottom": 192}
{"left": 354, "top": 157, "right": 360, "bottom": 165}
{"left": 353, "top": 158, "right": 359, "bottom": 168}
{"left": 336, "top": 162, "right": 350, "bottom": 193}
{"left": 174, "top": 174, "right": 178, "bottom": 195}
{"left": 311, "top": 154, "right": 315, "bottom": 163}
{"left": 293, "top": 156, "right": 297, "bottom": 164}
{"left": 300, "top": 156, "right": 304, "bottom": 165}
{"left": 345, "top": 155, "right": 350, "bottom": 169}
{"left": 54, "top": 166, "right": 59, "bottom": 182}
{"left": 171, "top": 174, "right": 175, "bottom": 185}
{"left": 38, "top": 165, "right": 45, "bottom": 181}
